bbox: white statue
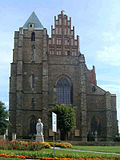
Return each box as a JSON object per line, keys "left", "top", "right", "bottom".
{"left": 36, "top": 119, "right": 43, "bottom": 136}
{"left": 36, "top": 118, "right": 44, "bottom": 142}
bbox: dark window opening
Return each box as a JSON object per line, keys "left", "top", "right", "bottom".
{"left": 32, "top": 45, "right": 35, "bottom": 61}
{"left": 67, "top": 51, "right": 70, "bottom": 55}
{"left": 91, "top": 117, "right": 98, "bottom": 133}
{"left": 32, "top": 98, "right": 35, "bottom": 107}
{"left": 32, "top": 74, "right": 34, "bottom": 88}
{"left": 92, "top": 86, "right": 96, "bottom": 92}
{"left": 91, "top": 117, "right": 101, "bottom": 136}
{"left": 31, "top": 32, "right": 35, "bottom": 41}
{"left": 30, "top": 24, "right": 32, "bottom": 27}
{"left": 56, "top": 77, "right": 72, "bottom": 105}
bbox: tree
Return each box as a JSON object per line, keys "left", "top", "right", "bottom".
{"left": 0, "top": 101, "right": 9, "bottom": 134}
{"left": 49, "top": 104, "right": 76, "bottom": 140}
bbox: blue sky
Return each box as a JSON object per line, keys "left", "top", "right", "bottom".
{"left": 0, "top": 0, "right": 120, "bottom": 132}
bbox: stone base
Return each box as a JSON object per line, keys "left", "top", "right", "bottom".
{"left": 36, "top": 135, "right": 44, "bottom": 142}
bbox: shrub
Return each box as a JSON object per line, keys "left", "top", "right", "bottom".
{"left": 113, "top": 134, "right": 120, "bottom": 142}
{"left": 43, "top": 142, "right": 51, "bottom": 148}
{"left": 48, "top": 142, "right": 72, "bottom": 148}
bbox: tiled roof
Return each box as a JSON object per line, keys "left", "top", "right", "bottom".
{"left": 111, "top": 94, "right": 116, "bottom": 96}
{"left": 23, "top": 11, "right": 44, "bottom": 30}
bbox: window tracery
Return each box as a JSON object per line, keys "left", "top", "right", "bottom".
{"left": 56, "top": 77, "right": 72, "bottom": 104}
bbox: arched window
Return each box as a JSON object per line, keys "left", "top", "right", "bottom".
{"left": 30, "top": 116, "right": 36, "bottom": 135}
{"left": 32, "top": 45, "right": 35, "bottom": 61}
{"left": 56, "top": 77, "right": 72, "bottom": 105}
{"left": 31, "top": 32, "right": 35, "bottom": 41}
{"left": 32, "top": 98, "right": 35, "bottom": 108}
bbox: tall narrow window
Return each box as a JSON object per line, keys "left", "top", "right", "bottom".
{"left": 56, "top": 77, "right": 72, "bottom": 105}
{"left": 31, "top": 32, "right": 35, "bottom": 41}
{"left": 32, "top": 98, "right": 35, "bottom": 107}
{"left": 67, "top": 51, "right": 70, "bottom": 55}
{"left": 32, "top": 45, "right": 35, "bottom": 61}
{"left": 32, "top": 74, "right": 34, "bottom": 88}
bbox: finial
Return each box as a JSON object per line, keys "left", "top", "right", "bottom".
{"left": 61, "top": 10, "right": 65, "bottom": 15}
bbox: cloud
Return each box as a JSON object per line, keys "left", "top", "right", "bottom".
{"left": 96, "top": 31, "right": 120, "bottom": 66}
{"left": 97, "top": 45, "right": 120, "bottom": 66}
{"left": 96, "top": 2, "right": 120, "bottom": 67}
{"left": 99, "top": 84, "right": 120, "bottom": 92}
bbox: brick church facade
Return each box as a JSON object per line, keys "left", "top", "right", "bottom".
{"left": 9, "top": 11, "right": 118, "bottom": 141}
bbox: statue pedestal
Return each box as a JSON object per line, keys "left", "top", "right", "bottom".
{"left": 36, "top": 135, "right": 44, "bottom": 142}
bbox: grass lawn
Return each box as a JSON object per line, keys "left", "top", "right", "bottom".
{"left": 71, "top": 146, "right": 120, "bottom": 153}
{"left": 0, "top": 147, "right": 120, "bottom": 159}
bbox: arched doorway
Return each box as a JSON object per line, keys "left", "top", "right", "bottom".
{"left": 91, "top": 116, "right": 98, "bottom": 134}
{"left": 29, "top": 116, "right": 36, "bottom": 136}
{"left": 88, "top": 116, "right": 101, "bottom": 141}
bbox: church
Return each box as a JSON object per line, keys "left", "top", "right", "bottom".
{"left": 9, "top": 11, "right": 118, "bottom": 141}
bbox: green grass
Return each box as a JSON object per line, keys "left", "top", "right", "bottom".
{"left": 71, "top": 146, "right": 120, "bottom": 153}
{"left": 0, "top": 148, "right": 120, "bottom": 159}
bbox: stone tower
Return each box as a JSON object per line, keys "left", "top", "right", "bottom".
{"left": 9, "top": 11, "right": 118, "bottom": 141}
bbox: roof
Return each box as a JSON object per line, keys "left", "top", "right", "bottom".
{"left": 23, "top": 11, "right": 44, "bottom": 30}
{"left": 111, "top": 94, "right": 116, "bottom": 97}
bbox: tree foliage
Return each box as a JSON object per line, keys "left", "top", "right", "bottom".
{"left": 49, "top": 104, "right": 76, "bottom": 139}
{"left": 113, "top": 133, "right": 120, "bottom": 142}
{"left": 0, "top": 101, "right": 9, "bottom": 134}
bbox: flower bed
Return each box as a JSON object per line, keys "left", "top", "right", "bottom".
{"left": 0, "top": 140, "right": 72, "bottom": 150}
{"left": 0, "top": 140, "right": 51, "bottom": 150}
{"left": 0, "top": 153, "right": 119, "bottom": 160}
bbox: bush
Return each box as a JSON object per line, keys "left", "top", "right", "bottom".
{"left": 113, "top": 134, "right": 120, "bottom": 142}
{"left": 43, "top": 142, "right": 51, "bottom": 148}
{"left": 48, "top": 142, "right": 72, "bottom": 148}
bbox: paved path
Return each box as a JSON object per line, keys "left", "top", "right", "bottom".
{"left": 25, "top": 148, "right": 120, "bottom": 159}
{"left": 52, "top": 147, "right": 120, "bottom": 155}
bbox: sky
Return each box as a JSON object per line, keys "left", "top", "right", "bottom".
{"left": 0, "top": 0, "right": 120, "bottom": 132}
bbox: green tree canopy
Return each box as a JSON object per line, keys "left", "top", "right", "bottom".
{"left": 0, "top": 101, "right": 9, "bottom": 134}
{"left": 49, "top": 104, "right": 76, "bottom": 140}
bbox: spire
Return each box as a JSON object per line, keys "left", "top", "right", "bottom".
{"left": 23, "top": 11, "right": 44, "bottom": 30}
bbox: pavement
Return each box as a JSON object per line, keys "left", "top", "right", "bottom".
{"left": 53, "top": 147, "right": 120, "bottom": 155}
